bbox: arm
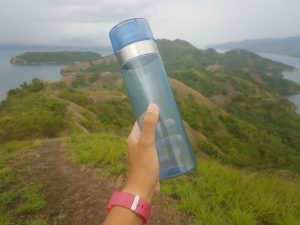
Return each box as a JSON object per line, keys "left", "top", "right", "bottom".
{"left": 103, "top": 103, "right": 160, "bottom": 225}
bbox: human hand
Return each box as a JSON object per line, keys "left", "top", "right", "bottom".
{"left": 122, "top": 103, "right": 160, "bottom": 203}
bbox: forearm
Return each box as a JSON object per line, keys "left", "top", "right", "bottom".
{"left": 103, "top": 104, "right": 160, "bottom": 225}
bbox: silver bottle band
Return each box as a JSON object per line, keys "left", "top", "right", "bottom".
{"left": 116, "top": 39, "right": 159, "bottom": 65}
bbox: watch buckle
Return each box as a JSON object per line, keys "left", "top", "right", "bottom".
{"left": 130, "top": 195, "right": 141, "bottom": 212}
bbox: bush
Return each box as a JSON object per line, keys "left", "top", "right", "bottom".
{"left": 7, "top": 78, "right": 44, "bottom": 97}
{"left": 0, "top": 93, "right": 68, "bottom": 142}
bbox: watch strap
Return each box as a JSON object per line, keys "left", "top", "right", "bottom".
{"left": 107, "top": 191, "right": 152, "bottom": 225}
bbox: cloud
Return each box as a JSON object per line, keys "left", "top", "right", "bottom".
{"left": 0, "top": 0, "right": 299, "bottom": 48}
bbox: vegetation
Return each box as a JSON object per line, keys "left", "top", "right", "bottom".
{"left": 63, "top": 133, "right": 127, "bottom": 176}
{"left": 156, "top": 39, "right": 293, "bottom": 73}
{"left": 85, "top": 62, "right": 119, "bottom": 73}
{"left": 178, "top": 94, "right": 300, "bottom": 172}
{"left": 60, "top": 133, "right": 300, "bottom": 225}
{"left": 2, "top": 38, "right": 300, "bottom": 225}
{"left": 0, "top": 80, "right": 69, "bottom": 143}
{"left": 10, "top": 51, "right": 102, "bottom": 65}
{"left": 0, "top": 141, "right": 48, "bottom": 225}
{"left": 162, "top": 162, "right": 300, "bottom": 225}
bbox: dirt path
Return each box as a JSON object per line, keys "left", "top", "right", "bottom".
{"left": 17, "top": 139, "right": 193, "bottom": 225}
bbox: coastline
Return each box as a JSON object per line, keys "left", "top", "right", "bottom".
{"left": 258, "top": 53, "right": 300, "bottom": 115}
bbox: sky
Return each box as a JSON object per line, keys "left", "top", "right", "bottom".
{"left": 0, "top": 0, "right": 299, "bottom": 49}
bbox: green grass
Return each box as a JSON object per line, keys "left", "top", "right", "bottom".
{"left": 17, "top": 186, "right": 47, "bottom": 213}
{"left": 162, "top": 161, "right": 300, "bottom": 225}
{"left": 0, "top": 167, "right": 14, "bottom": 190}
{"left": 0, "top": 213, "right": 12, "bottom": 225}
{"left": 24, "top": 219, "right": 48, "bottom": 225}
{"left": 0, "top": 141, "right": 37, "bottom": 166}
{"left": 0, "top": 187, "right": 19, "bottom": 205}
{"left": 61, "top": 131, "right": 300, "bottom": 225}
{"left": 63, "top": 133, "right": 127, "bottom": 175}
{"left": 0, "top": 141, "right": 47, "bottom": 225}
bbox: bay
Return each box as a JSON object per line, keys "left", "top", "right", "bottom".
{"left": 0, "top": 47, "right": 63, "bottom": 101}
{"left": 258, "top": 53, "right": 300, "bottom": 114}
{"left": 0, "top": 45, "right": 111, "bottom": 101}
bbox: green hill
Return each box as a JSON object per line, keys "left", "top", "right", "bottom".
{"left": 1, "top": 39, "right": 300, "bottom": 225}
{"left": 3, "top": 39, "right": 300, "bottom": 172}
{"left": 10, "top": 51, "right": 102, "bottom": 65}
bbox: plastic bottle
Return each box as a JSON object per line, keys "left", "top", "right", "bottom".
{"left": 109, "top": 18, "right": 196, "bottom": 179}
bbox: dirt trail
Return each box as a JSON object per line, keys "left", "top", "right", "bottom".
{"left": 18, "top": 139, "right": 193, "bottom": 225}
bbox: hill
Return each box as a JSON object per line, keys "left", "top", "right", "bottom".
{"left": 10, "top": 51, "right": 102, "bottom": 65}
{"left": 59, "top": 39, "right": 300, "bottom": 171}
{"left": 1, "top": 39, "right": 300, "bottom": 224}
{"left": 3, "top": 45, "right": 300, "bottom": 172}
{"left": 210, "top": 35, "right": 300, "bottom": 58}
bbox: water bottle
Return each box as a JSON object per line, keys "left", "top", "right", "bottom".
{"left": 109, "top": 18, "right": 197, "bottom": 179}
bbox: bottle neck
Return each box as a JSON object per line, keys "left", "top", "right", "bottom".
{"left": 116, "top": 39, "right": 159, "bottom": 65}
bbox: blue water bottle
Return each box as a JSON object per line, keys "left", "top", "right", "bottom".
{"left": 109, "top": 18, "right": 197, "bottom": 179}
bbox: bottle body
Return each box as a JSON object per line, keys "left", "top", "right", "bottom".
{"left": 109, "top": 18, "right": 197, "bottom": 179}
{"left": 120, "top": 48, "right": 196, "bottom": 179}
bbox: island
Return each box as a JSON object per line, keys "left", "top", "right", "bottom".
{"left": 10, "top": 51, "right": 102, "bottom": 65}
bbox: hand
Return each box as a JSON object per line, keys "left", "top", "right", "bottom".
{"left": 123, "top": 103, "right": 160, "bottom": 203}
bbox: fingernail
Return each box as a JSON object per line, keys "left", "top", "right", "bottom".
{"left": 147, "top": 103, "right": 159, "bottom": 115}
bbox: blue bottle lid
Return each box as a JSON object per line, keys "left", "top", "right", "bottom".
{"left": 109, "top": 18, "right": 154, "bottom": 54}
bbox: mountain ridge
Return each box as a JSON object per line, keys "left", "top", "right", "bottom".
{"left": 210, "top": 35, "right": 300, "bottom": 58}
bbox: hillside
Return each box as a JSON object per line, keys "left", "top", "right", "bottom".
{"left": 210, "top": 35, "right": 300, "bottom": 58}
{"left": 2, "top": 59, "right": 300, "bottom": 172}
{"left": 60, "top": 39, "right": 300, "bottom": 172}
{"left": 1, "top": 39, "right": 300, "bottom": 224}
{"left": 1, "top": 75, "right": 300, "bottom": 224}
{"left": 10, "top": 51, "right": 102, "bottom": 65}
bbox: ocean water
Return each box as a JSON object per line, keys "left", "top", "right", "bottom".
{"left": 0, "top": 48, "right": 63, "bottom": 100}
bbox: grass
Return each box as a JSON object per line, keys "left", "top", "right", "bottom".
{"left": 63, "top": 133, "right": 128, "bottom": 176}
{"left": 17, "top": 186, "right": 47, "bottom": 213}
{"left": 0, "top": 141, "right": 37, "bottom": 166}
{"left": 61, "top": 132, "right": 300, "bottom": 225}
{"left": 0, "top": 213, "right": 12, "bottom": 225}
{"left": 0, "top": 141, "right": 48, "bottom": 225}
{"left": 24, "top": 219, "right": 49, "bottom": 225}
{"left": 161, "top": 161, "right": 300, "bottom": 225}
{"left": 0, "top": 187, "right": 19, "bottom": 205}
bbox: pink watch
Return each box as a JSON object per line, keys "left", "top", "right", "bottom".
{"left": 107, "top": 191, "right": 152, "bottom": 225}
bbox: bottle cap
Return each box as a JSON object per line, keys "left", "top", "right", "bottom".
{"left": 109, "top": 18, "right": 154, "bottom": 54}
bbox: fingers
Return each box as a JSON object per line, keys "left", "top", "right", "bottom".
{"left": 127, "top": 121, "right": 141, "bottom": 148}
{"left": 139, "top": 103, "right": 160, "bottom": 147}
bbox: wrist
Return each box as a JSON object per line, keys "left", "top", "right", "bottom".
{"left": 122, "top": 174, "right": 157, "bottom": 203}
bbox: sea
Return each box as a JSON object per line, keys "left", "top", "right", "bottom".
{"left": 0, "top": 45, "right": 299, "bottom": 114}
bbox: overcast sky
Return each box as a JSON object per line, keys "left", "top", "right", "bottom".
{"left": 0, "top": 0, "right": 299, "bottom": 49}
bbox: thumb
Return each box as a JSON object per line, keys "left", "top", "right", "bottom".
{"left": 139, "top": 103, "right": 160, "bottom": 147}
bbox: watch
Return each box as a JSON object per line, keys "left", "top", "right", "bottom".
{"left": 107, "top": 191, "right": 152, "bottom": 225}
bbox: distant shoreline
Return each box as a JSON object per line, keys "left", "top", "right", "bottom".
{"left": 10, "top": 51, "right": 102, "bottom": 65}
